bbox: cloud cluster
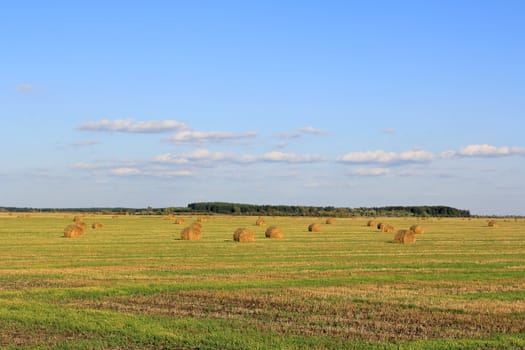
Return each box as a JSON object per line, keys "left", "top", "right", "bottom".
{"left": 169, "top": 131, "right": 258, "bottom": 144}
{"left": 454, "top": 144, "right": 525, "bottom": 157}
{"left": 78, "top": 119, "right": 189, "bottom": 133}
{"left": 262, "top": 151, "right": 323, "bottom": 163}
{"left": 153, "top": 149, "right": 322, "bottom": 165}
{"left": 74, "top": 119, "right": 524, "bottom": 182}
{"left": 277, "top": 126, "right": 328, "bottom": 139}
{"left": 337, "top": 149, "right": 434, "bottom": 164}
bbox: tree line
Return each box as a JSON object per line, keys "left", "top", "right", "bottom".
{"left": 0, "top": 203, "right": 471, "bottom": 217}
{"left": 187, "top": 202, "right": 471, "bottom": 217}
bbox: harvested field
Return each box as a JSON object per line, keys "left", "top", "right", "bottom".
{"left": 0, "top": 214, "right": 524, "bottom": 349}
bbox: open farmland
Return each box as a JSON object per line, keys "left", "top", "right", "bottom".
{"left": 0, "top": 214, "right": 524, "bottom": 349}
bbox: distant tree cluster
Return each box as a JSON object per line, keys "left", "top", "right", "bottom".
{"left": 187, "top": 202, "right": 471, "bottom": 217}
{"left": 0, "top": 203, "right": 471, "bottom": 217}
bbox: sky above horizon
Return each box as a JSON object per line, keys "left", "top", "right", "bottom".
{"left": 1, "top": 1, "right": 524, "bottom": 215}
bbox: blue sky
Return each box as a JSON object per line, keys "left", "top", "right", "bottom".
{"left": 1, "top": 1, "right": 524, "bottom": 215}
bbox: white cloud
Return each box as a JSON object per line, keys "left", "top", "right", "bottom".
{"left": 110, "top": 167, "right": 141, "bottom": 175}
{"left": 351, "top": 167, "right": 390, "bottom": 176}
{"left": 277, "top": 126, "right": 327, "bottom": 140}
{"left": 297, "top": 126, "right": 328, "bottom": 135}
{"left": 153, "top": 149, "right": 257, "bottom": 164}
{"left": 16, "top": 84, "right": 33, "bottom": 92}
{"left": 337, "top": 149, "right": 433, "bottom": 164}
{"left": 440, "top": 150, "right": 456, "bottom": 159}
{"left": 170, "top": 130, "right": 258, "bottom": 143}
{"left": 262, "top": 151, "right": 323, "bottom": 163}
{"left": 458, "top": 144, "right": 525, "bottom": 157}
{"left": 78, "top": 119, "right": 189, "bottom": 133}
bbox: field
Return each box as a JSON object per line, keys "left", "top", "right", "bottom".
{"left": 0, "top": 214, "right": 524, "bottom": 349}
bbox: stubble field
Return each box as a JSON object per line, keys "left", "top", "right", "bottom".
{"left": 0, "top": 213, "right": 524, "bottom": 349}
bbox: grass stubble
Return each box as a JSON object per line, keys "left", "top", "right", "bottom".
{"left": 0, "top": 214, "right": 524, "bottom": 349}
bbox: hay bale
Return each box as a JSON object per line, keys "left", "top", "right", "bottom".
{"left": 380, "top": 224, "right": 395, "bottom": 233}
{"left": 367, "top": 220, "right": 377, "bottom": 227}
{"left": 180, "top": 223, "right": 202, "bottom": 240}
{"left": 488, "top": 220, "right": 497, "bottom": 227}
{"left": 72, "top": 215, "right": 83, "bottom": 223}
{"left": 255, "top": 217, "right": 267, "bottom": 226}
{"left": 174, "top": 218, "right": 185, "bottom": 225}
{"left": 377, "top": 222, "right": 385, "bottom": 230}
{"left": 325, "top": 218, "right": 335, "bottom": 224}
{"left": 265, "top": 226, "right": 283, "bottom": 239}
{"left": 77, "top": 221, "right": 88, "bottom": 230}
{"left": 410, "top": 225, "right": 424, "bottom": 234}
{"left": 92, "top": 222, "right": 104, "bottom": 229}
{"left": 308, "top": 223, "right": 322, "bottom": 232}
{"left": 64, "top": 224, "right": 84, "bottom": 238}
{"left": 233, "top": 227, "right": 255, "bottom": 242}
{"left": 197, "top": 217, "right": 208, "bottom": 223}
{"left": 393, "top": 229, "right": 416, "bottom": 244}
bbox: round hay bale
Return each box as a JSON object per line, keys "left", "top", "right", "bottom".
{"left": 92, "top": 222, "right": 104, "bottom": 229}
{"left": 233, "top": 227, "right": 255, "bottom": 242}
{"left": 325, "top": 218, "right": 335, "bottom": 224}
{"left": 393, "top": 229, "right": 416, "bottom": 244}
{"left": 308, "top": 223, "right": 322, "bottom": 232}
{"left": 174, "top": 218, "right": 185, "bottom": 225}
{"left": 180, "top": 223, "right": 202, "bottom": 240}
{"left": 367, "top": 220, "right": 377, "bottom": 227}
{"left": 380, "top": 224, "right": 395, "bottom": 233}
{"left": 488, "top": 220, "right": 497, "bottom": 227}
{"left": 265, "top": 226, "right": 283, "bottom": 239}
{"left": 64, "top": 224, "right": 84, "bottom": 238}
{"left": 255, "top": 217, "right": 267, "bottom": 226}
{"left": 197, "top": 217, "right": 208, "bottom": 223}
{"left": 77, "top": 221, "right": 88, "bottom": 230}
{"left": 410, "top": 225, "right": 424, "bottom": 234}
{"left": 72, "top": 215, "right": 83, "bottom": 223}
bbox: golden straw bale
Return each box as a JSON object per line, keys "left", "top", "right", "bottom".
{"left": 410, "top": 225, "right": 424, "bottom": 234}
{"left": 308, "top": 223, "right": 322, "bottom": 232}
{"left": 233, "top": 227, "right": 255, "bottom": 242}
{"left": 76, "top": 221, "right": 88, "bottom": 230}
{"left": 265, "top": 226, "right": 283, "bottom": 239}
{"left": 367, "top": 220, "right": 377, "bottom": 227}
{"left": 393, "top": 229, "right": 416, "bottom": 244}
{"left": 488, "top": 220, "right": 497, "bottom": 227}
{"left": 174, "top": 218, "right": 185, "bottom": 225}
{"left": 197, "top": 217, "right": 208, "bottom": 223}
{"left": 92, "top": 222, "right": 104, "bottom": 229}
{"left": 325, "top": 218, "right": 335, "bottom": 224}
{"left": 256, "top": 217, "right": 267, "bottom": 226}
{"left": 72, "top": 215, "right": 84, "bottom": 223}
{"left": 380, "top": 224, "right": 395, "bottom": 233}
{"left": 180, "top": 223, "right": 202, "bottom": 240}
{"left": 64, "top": 224, "right": 84, "bottom": 238}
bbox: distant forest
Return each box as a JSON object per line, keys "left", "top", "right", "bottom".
{"left": 1, "top": 202, "right": 471, "bottom": 217}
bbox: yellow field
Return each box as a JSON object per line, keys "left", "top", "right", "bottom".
{"left": 0, "top": 213, "right": 524, "bottom": 349}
